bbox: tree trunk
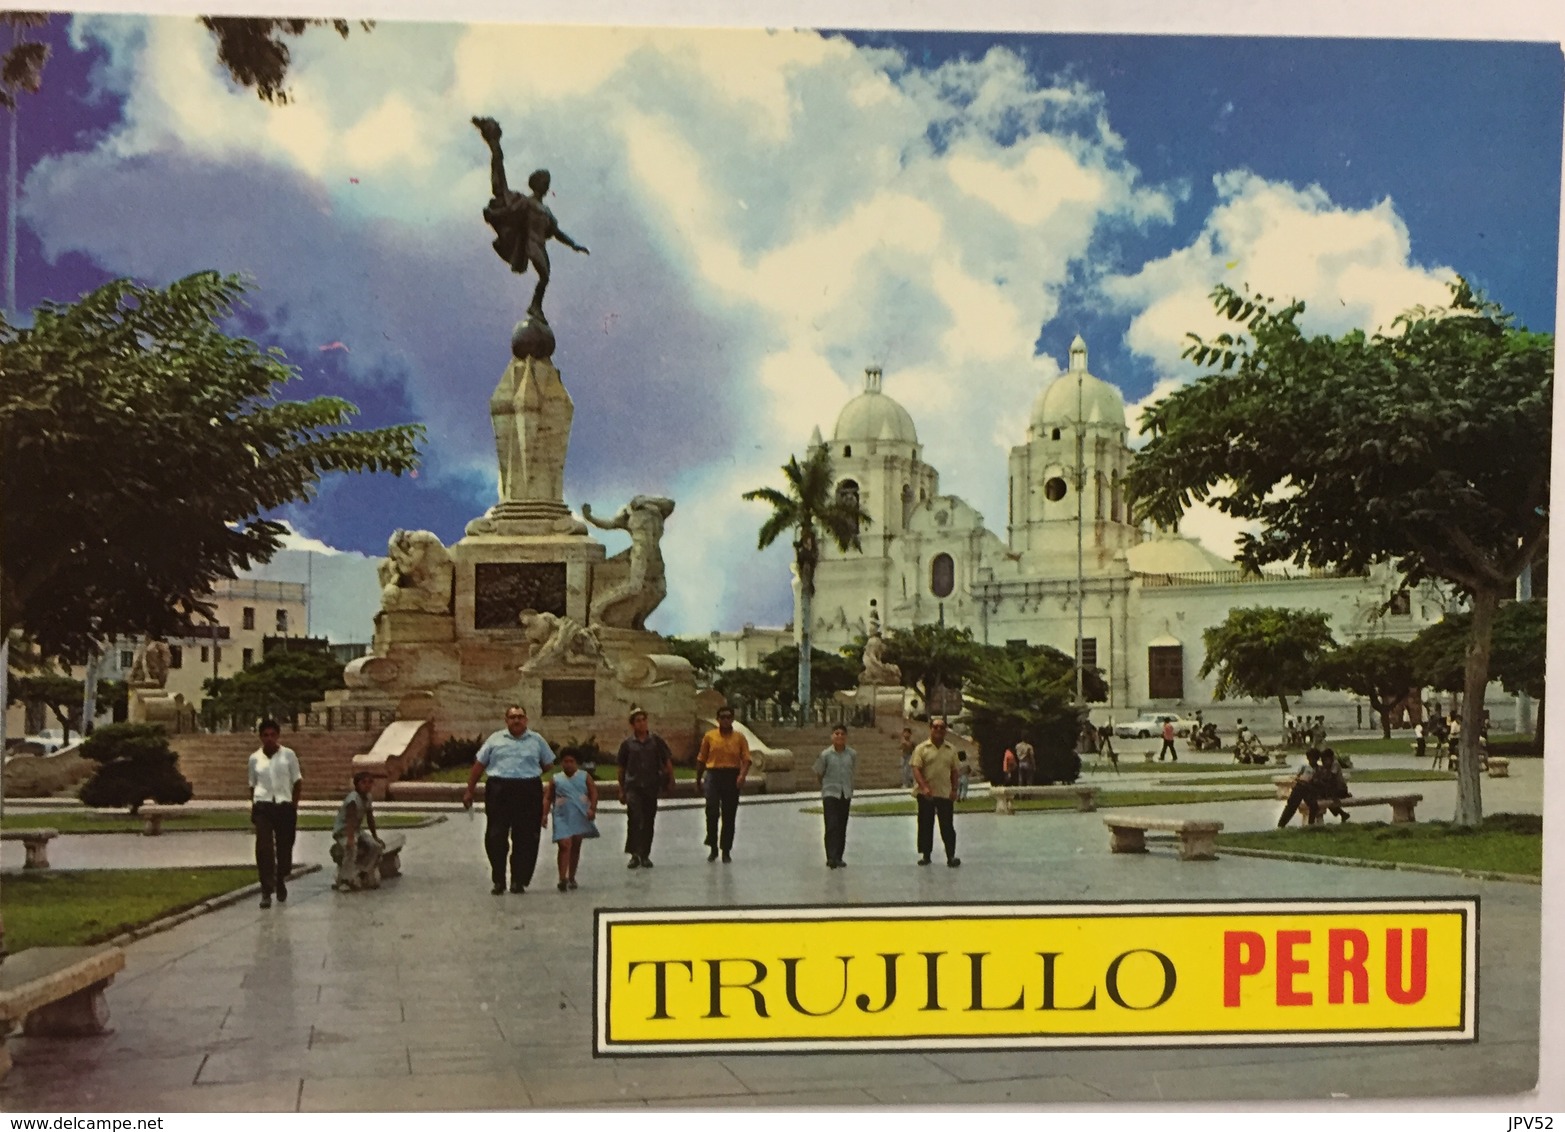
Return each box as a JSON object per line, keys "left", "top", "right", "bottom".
{"left": 1455, "top": 586, "right": 1500, "bottom": 827}
{"left": 796, "top": 562, "right": 812, "bottom": 727}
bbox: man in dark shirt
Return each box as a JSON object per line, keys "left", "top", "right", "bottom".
{"left": 616, "top": 709, "right": 674, "bottom": 869}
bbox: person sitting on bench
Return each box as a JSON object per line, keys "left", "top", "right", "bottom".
{"left": 332, "top": 770, "right": 385, "bottom": 891}
{"left": 1309, "top": 748, "right": 1352, "bottom": 824}
{"left": 1277, "top": 749, "right": 1323, "bottom": 828}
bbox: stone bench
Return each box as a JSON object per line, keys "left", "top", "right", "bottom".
{"left": 0, "top": 947, "right": 126, "bottom": 1079}
{"left": 991, "top": 785, "right": 1100, "bottom": 814}
{"left": 1333, "top": 794, "right": 1422, "bottom": 823}
{"left": 139, "top": 804, "right": 189, "bottom": 836}
{"left": 1486, "top": 757, "right": 1510, "bottom": 778}
{"left": 1101, "top": 812, "right": 1223, "bottom": 861}
{"left": 377, "top": 832, "right": 406, "bottom": 878}
{"left": 0, "top": 828, "right": 58, "bottom": 869}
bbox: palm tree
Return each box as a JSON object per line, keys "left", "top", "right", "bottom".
{"left": 743, "top": 446, "right": 871, "bottom": 721}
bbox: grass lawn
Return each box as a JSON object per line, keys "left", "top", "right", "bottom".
{"left": 826, "top": 787, "right": 1276, "bottom": 816}
{"left": 1222, "top": 813, "right": 1541, "bottom": 877}
{"left": 1331, "top": 733, "right": 1530, "bottom": 756}
{"left": 419, "top": 764, "right": 699, "bottom": 784}
{"left": 1163, "top": 769, "right": 1455, "bottom": 788}
{"left": 0, "top": 867, "right": 259, "bottom": 950}
{"left": 2, "top": 811, "right": 433, "bottom": 835}
{"left": 1081, "top": 760, "right": 1277, "bottom": 774}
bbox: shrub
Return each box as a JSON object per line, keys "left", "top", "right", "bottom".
{"left": 77, "top": 722, "right": 193, "bottom": 813}
{"left": 432, "top": 734, "right": 483, "bottom": 770}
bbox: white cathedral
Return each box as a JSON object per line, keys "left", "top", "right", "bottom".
{"left": 804, "top": 336, "right": 1454, "bottom": 731}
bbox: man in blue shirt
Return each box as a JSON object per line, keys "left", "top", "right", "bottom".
{"left": 464, "top": 705, "right": 555, "bottom": 894}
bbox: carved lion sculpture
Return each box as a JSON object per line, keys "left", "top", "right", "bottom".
{"left": 377, "top": 530, "right": 454, "bottom": 615}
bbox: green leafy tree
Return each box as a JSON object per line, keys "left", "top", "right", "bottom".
{"left": 1314, "top": 638, "right": 1419, "bottom": 739}
{"left": 6, "top": 668, "right": 130, "bottom": 740}
{"left": 712, "top": 666, "right": 775, "bottom": 716}
{"left": 203, "top": 649, "right": 346, "bottom": 727}
{"left": 77, "top": 722, "right": 193, "bottom": 814}
{"left": 758, "top": 646, "right": 859, "bottom": 712}
{"left": 963, "top": 644, "right": 1090, "bottom": 784}
{"left": 1, "top": 273, "right": 422, "bottom": 661}
{"left": 742, "top": 447, "right": 871, "bottom": 719}
{"left": 880, "top": 622, "right": 981, "bottom": 710}
{"left": 1129, "top": 280, "right": 1550, "bottom": 824}
{"left": 1412, "top": 601, "right": 1547, "bottom": 752}
{"left": 199, "top": 18, "right": 372, "bottom": 104}
{"left": 1198, "top": 607, "right": 1336, "bottom": 724}
{"left": 1, "top": 14, "right": 50, "bottom": 112}
{"left": 659, "top": 636, "right": 726, "bottom": 683}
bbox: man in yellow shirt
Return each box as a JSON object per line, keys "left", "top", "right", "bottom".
{"left": 910, "top": 716, "right": 961, "bottom": 867}
{"left": 696, "top": 707, "right": 751, "bottom": 862}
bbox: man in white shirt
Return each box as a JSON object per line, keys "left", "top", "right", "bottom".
{"left": 248, "top": 719, "right": 303, "bottom": 908}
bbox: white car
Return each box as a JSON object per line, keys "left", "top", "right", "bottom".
{"left": 1115, "top": 714, "right": 1198, "bottom": 739}
{"left": 18, "top": 728, "right": 67, "bottom": 754}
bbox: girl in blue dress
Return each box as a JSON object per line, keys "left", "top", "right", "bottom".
{"left": 543, "top": 750, "right": 599, "bottom": 891}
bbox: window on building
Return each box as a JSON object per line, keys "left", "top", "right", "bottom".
{"left": 276, "top": 608, "right": 289, "bottom": 633}
{"left": 1043, "top": 476, "right": 1067, "bottom": 502}
{"left": 1094, "top": 472, "right": 1106, "bottom": 520}
{"left": 242, "top": 648, "right": 254, "bottom": 668}
{"left": 843, "top": 445, "right": 852, "bottom": 458}
{"left": 930, "top": 553, "right": 955, "bottom": 599}
{"left": 835, "top": 480, "right": 861, "bottom": 539}
{"left": 242, "top": 607, "right": 255, "bottom": 630}
{"left": 120, "top": 649, "right": 135, "bottom": 669}
{"left": 1111, "top": 473, "right": 1123, "bottom": 522}
{"left": 1051, "top": 427, "right": 1061, "bottom": 441}
{"left": 1148, "top": 646, "right": 1184, "bottom": 700}
{"left": 902, "top": 483, "right": 915, "bottom": 528}
{"left": 200, "top": 646, "right": 210, "bottom": 663}
{"left": 168, "top": 646, "right": 183, "bottom": 670}
{"left": 1388, "top": 592, "right": 1411, "bottom": 616}
{"left": 1078, "top": 637, "right": 1098, "bottom": 669}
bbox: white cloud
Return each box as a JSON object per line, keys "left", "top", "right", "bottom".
{"left": 241, "top": 524, "right": 383, "bottom": 643}
{"left": 1104, "top": 171, "right": 1455, "bottom": 376}
{"left": 34, "top": 21, "right": 1174, "bottom": 634}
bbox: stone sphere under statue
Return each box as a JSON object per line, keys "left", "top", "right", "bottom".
{"left": 512, "top": 316, "right": 556, "bottom": 360}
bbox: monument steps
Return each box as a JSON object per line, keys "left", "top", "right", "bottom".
{"left": 169, "top": 732, "right": 378, "bottom": 801}
{"left": 745, "top": 718, "right": 924, "bottom": 789}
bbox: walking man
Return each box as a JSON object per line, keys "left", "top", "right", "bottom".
{"left": 813, "top": 724, "right": 858, "bottom": 869}
{"left": 696, "top": 707, "right": 751, "bottom": 862}
{"left": 1014, "top": 738, "right": 1036, "bottom": 785}
{"left": 1157, "top": 719, "right": 1179, "bottom": 762}
{"left": 463, "top": 705, "right": 554, "bottom": 894}
{"left": 248, "top": 719, "right": 302, "bottom": 909}
{"left": 911, "top": 717, "right": 961, "bottom": 867}
{"left": 616, "top": 709, "right": 674, "bottom": 869}
{"left": 898, "top": 727, "right": 916, "bottom": 789}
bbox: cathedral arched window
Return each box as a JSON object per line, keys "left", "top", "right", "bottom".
{"left": 901, "top": 483, "right": 915, "bottom": 528}
{"left": 1111, "top": 473, "right": 1123, "bottom": 522}
{"left": 1051, "top": 427, "right": 1062, "bottom": 441}
{"left": 1094, "top": 472, "right": 1106, "bottom": 521}
{"left": 930, "top": 553, "right": 955, "bottom": 598}
{"left": 843, "top": 445, "right": 852, "bottom": 458}
{"left": 836, "top": 479, "right": 862, "bottom": 539}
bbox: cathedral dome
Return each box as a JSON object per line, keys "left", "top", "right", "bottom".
{"left": 1030, "top": 336, "right": 1126, "bottom": 432}
{"left": 832, "top": 366, "right": 919, "bottom": 445}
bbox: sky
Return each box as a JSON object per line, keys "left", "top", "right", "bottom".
{"left": 7, "top": 12, "right": 1562, "bottom": 644}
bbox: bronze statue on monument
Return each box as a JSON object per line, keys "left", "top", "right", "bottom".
{"left": 473, "top": 115, "right": 589, "bottom": 360}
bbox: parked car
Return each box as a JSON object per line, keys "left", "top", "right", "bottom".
{"left": 1114, "top": 713, "right": 1199, "bottom": 739}
{"left": 20, "top": 728, "right": 67, "bottom": 754}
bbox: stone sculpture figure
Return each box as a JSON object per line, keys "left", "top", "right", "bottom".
{"left": 582, "top": 496, "right": 676, "bottom": 630}
{"left": 473, "top": 116, "right": 589, "bottom": 323}
{"left": 861, "top": 631, "right": 902, "bottom": 686}
{"left": 519, "top": 609, "right": 609, "bottom": 672}
{"left": 377, "top": 530, "right": 454, "bottom": 614}
{"left": 129, "top": 639, "right": 173, "bottom": 687}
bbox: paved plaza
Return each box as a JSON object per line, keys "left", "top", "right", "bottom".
{"left": 0, "top": 748, "right": 1545, "bottom": 1111}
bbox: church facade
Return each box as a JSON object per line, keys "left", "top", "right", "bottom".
{"left": 805, "top": 339, "right": 1459, "bottom": 732}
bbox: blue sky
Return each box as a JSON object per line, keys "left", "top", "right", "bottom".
{"left": 9, "top": 15, "right": 1562, "bottom": 642}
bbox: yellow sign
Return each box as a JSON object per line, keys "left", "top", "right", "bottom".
{"left": 594, "top": 899, "right": 1475, "bottom": 1052}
